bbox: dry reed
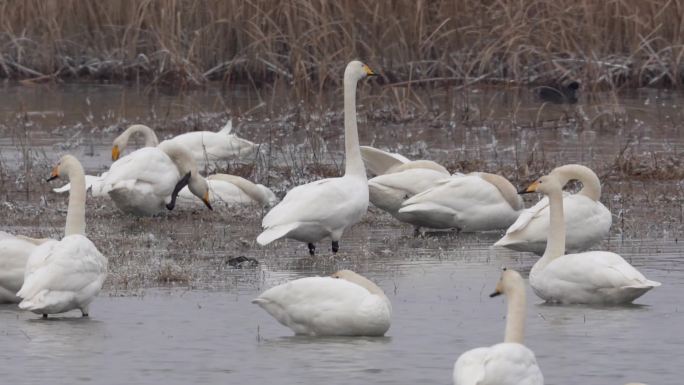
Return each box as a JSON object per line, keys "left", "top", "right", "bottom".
{"left": 1, "top": 0, "right": 683, "bottom": 90}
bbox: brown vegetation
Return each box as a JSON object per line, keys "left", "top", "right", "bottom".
{"left": 1, "top": 0, "right": 683, "bottom": 89}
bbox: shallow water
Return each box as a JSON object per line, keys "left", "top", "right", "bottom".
{"left": 0, "top": 243, "right": 679, "bottom": 385}
{"left": 0, "top": 83, "right": 683, "bottom": 384}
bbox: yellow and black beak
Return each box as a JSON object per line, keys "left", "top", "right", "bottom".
{"left": 518, "top": 180, "right": 540, "bottom": 194}
{"left": 111, "top": 145, "right": 120, "bottom": 161}
{"left": 203, "top": 191, "right": 213, "bottom": 211}
{"left": 47, "top": 165, "right": 60, "bottom": 182}
{"left": 363, "top": 64, "right": 378, "bottom": 77}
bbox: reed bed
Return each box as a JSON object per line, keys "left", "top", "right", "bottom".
{"left": 1, "top": 0, "right": 684, "bottom": 90}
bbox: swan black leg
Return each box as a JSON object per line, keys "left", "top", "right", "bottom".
{"left": 308, "top": 243, "right": 316, "bottom": 256}
{"left": 332, "top": 241, "right": 339, "bottom": 253}
{"left": 42, "top": 314, "right": 47, "bottom": 319}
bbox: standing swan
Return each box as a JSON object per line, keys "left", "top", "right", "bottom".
{"left": 454, "top": 268, "right": 543, "bottom": 385}
{"left": 17, "top": 155, "right": 108, "bottom": 317}
{"left": 99, "top": 140, "right": 213, "bottom": 216}
{"left": 495, "top": 164, "right": 611, "bottom": 255}
{"left": 252, "top": 270, "right": 391, "bottom": 336}
{"left": 256, "top": 61, "right": 376, "bottom": 255}
{"left": 521, "top": 169, "right": 660, "bottom": 305}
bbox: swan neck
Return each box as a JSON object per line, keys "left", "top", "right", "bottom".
{"left": 122, "top": 124, "right": 159, "bottom": 148}
{"left": 343, "top": 76, "right": 365, "bottom": 178}
{"left": 555, "top": 165, "right": 601, "bottom": 201}
{"left": 540, "top": 187, "right": 566, "bottom": 263}
{"left": 65, "top": 164, "right": 87, "bottom": 236}
{"left": 159, "top": 141, "right": 198, "bottom": 176}
{"left": 504, "top": 283, "right": 526, "bottom": 344}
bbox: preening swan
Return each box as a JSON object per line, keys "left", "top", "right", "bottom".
{"left": 521, "top": 169, "right": 660, "bottom": 305}
{"left": 495, "top": 164, "right": 611, "bottom": 255}
{"left": 361, "top": 146, "right": 451, "bottom": 226}
{"left": 256, "top": 60, "right": 376, "bottom": 255}
{"left": 398, "top": 172, "right": 523, "bottom": 232}
{"left": 252, "top": 270, "right": 391, "bottom": 336}
{"left": 111, "top": 121, "right": 258, "bottom": 165}
{"left": 17, "top": 155, "right": 108, "bottom": 317}
{"left": 176, "top": 173, "right": 276, "bottom": 208}
{"left": 453, "top": 268, "right": 543, "bottom": 385}
{"left": 99, "top": 140, "right": 213, "bottom": 216}
{"left": 0, "top": 232, "right": 41, "bottom": 303}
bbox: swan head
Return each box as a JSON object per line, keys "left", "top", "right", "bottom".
{"left": 331, "top": 270, "right": 386, "bottom": 297}
{"left": 188, "top": 175, "right": 213, "bottom": 211}
{"left": 111, "top": 142, "right": 122, "bottom": 161}
{"left": 47, "top": 155, "right": 84, "bottom": 182}
{"left": 490, "top": 268, "right": 524, "bottom": 298}
{"left": 345, "top": 60, "right": 377, "bottom": 82}
{"left": 519, "top": 174, "right": 562, "bottom": 196}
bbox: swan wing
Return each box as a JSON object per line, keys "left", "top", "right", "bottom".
{"left": 360, "top": 146, "right": 410, "bottom": 176}
{"left": 101, "top": 147, "right": 179, "bottom": 198}
{"left": 17, "top": 235, "right": 107, "bottom": 303}
{"left": 369, "top": 168, "right": 449, "bottom": 195}
{"left": 261, "top": 177, "right": 366, "bottom": 229}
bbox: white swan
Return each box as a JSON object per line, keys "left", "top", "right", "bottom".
{"left": 99, "top": 140, "right": 213, "bottom": 216}
{"left": 0, "top": 232, "right": 40, "bottom": 303}
{"left": 361, "top": 146, "right": 451, "bottom": 225}
{"left": 521, "top": 168, "right": 660, "bottom": 305}
{"left": 454, "top": 268, "right": 543, "bottom": 385}
{"left": 252, "top": 269, "right": 391, "bottom": 336}
{"left": 495, "top": 164, "right": 611, "bottom": 254}
{"left": 17, "top": 155, "right": 108, "bottom": 317}
{"left": 111, "top": 121, "right": 258, "bottom": 164}
{"left": 398, "top": 172, "right": 523, "bottom": 232}
{"left": 176, "top": 174, "right": 276, "bottom": 208}
{"left": 256, "top": 61, "right": 375, "bottom": 255}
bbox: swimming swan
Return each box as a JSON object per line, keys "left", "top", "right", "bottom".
{"left": 17, "top": 155, "right": 108, "bottom": 317}
{"left": 495, "top": 164, "right": 611, "bottom": 254}
{"left": 98, "top": 140, "right": 213, "bottom": 216}
{"left": 398, "top": 172, "right": 523, "bottom": 232}
{"left": 177, "top": 173, "right": 276, "bottom": 208}
{"left": 252, "top": 269, "right": 391, "bottom": 336}
{"left": 453, "top": 268, "right": 543, "bottom": 385}
{"left": 521, "top": 168, "right": 660, "bottom": 305}
{"left": 111, "top": 121, "right": 258, "bottom": 164}
{"left": 256, "top": 61, "right": 376, "bottom": 255}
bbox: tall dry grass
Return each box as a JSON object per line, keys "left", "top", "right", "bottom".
{"left": 0, "top": 0, "right": 683, "bottom": 90}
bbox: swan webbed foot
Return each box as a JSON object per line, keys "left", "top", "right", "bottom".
{"left": 42, "top": 314, "right": 48, "bottom": 319}
{"left": 82, "top": 313, "right": 89, "bottom": 317}
{"left": 331, "top": 241, "right": 339, "bottom": 253}
{"left": 308, "top": 243, "right": 316, "bottom": 256}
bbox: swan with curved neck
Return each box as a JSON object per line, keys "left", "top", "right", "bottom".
{"left": 17, "top": 155, "right": 108, "bottom": 317}
{"left": 256, "top": 61, "right": 376, "bottom": 255}
{"left": 112, "top": 124, "right": 159, "bottom": 160}
{"left": 252, "top": 269, "right": 391, "bottom": 336}
{"left": 495, "top": 164, "right": 611, "bottom": 255}
{"left": 176, "top": 173, "right": 276, "bottom": 208}
{"left": 521, "top": 170, "right": 660, "bottom": 305}
{"left": 453, "top": 268, "right": 543, "bottom": 385}
{"left": 398, "top": 172, "right": 523, "bottom": 232}
{"left": 101, "top": 141, "right": 212, "bottom": 216}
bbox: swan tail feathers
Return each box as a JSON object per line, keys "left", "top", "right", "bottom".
{"left": 256, "top": 223, "right": 300, "bottom": 246}
{"left": 624, "top": 280, "right": 661, "bottom": 289}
